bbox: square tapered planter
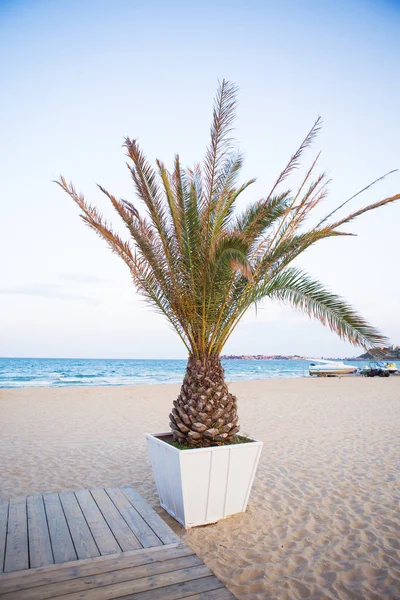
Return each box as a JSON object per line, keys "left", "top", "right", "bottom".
{"left": 146, "top": 432, "right": 263, "bottom": 528}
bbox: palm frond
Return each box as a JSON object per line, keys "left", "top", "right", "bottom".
{"left": 317, "top": 169, "right": 398, "bottom": 228}
{"left": 203, "top": 79, "right": 238, "bottom": 211}
{"left": 324, "top": 193, "right": 400, "bottom": 232}
{"left": 265, "top": 117, "right": 322, "bottom": 202}
{"left": 56, "top": 177, "right": 135, "bottom": 270}
{"left": 264, "top": 268, "right": 388, "bottom": 349}
{"left": 124, "top": 138, "right": 170, "bottom": 239}
{"left": 234, "top": 192, "right": 291, "bottom": 246}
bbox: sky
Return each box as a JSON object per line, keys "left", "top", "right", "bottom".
{"left": 1, "top": 0, "right": 399, "bottom": 359}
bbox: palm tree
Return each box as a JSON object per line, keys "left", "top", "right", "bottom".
{"left": 58, "top": 80, "right": 399, "bottom": 448}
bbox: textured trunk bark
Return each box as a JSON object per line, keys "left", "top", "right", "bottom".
{"left": 169, "top": 355, "right": 240, "bottom": 447}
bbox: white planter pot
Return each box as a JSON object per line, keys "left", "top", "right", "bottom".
{"left": 146, "top": 432, "right": 263, "bottom": 528}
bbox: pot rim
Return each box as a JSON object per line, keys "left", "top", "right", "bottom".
{"left": 146, "top": 431, "right": 263, "bottom": 454}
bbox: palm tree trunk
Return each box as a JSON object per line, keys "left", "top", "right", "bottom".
{"left": 169, "top": 355, "right": 240, "bottom": 447}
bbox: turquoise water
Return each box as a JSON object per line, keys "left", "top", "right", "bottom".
{"left": 0, "top": 357, "right": 376, "bottom": 388}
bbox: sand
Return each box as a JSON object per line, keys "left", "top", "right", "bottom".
{"left": 1, "top": 377, "right": 399, "bottom": 599}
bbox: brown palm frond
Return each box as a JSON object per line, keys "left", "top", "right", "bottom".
{"left": 124, "top": 138, "right": 170, "bottom": 237}
{"left": 269, "top": 174, "right": 331, "bottom": 252}
{"left": 97, "top": 185, "right": 139, "bottom": 225}
{"left": 265, "top": 117, "right": 322, "bottom": 203}
{"left": 259, "top": 155, "right": 325, "bottom": 259}
{"left": 56, "top": 177, "right": 135, "bottom": 270}
{"left": 324, "top": 193, "right": 400, "bottom": 232}
{"left": 317, "top": 169, "right": 398, "bottom": 228}
{"left": 203, "top": 79, "right": 238, "bottom": 209}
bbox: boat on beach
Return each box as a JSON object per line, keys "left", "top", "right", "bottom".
{"left": 383, "top": 362, "right": 398, "bottom": 374}
{"left": 309, "top": 359, "right": 358, "bottom": 376}
{"left": 360, "top": 362, "right": 396, "bottom": 377}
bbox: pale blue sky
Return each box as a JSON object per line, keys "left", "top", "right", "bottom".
{"left": 1, "top": 0, "right": 399, "bottom": 359}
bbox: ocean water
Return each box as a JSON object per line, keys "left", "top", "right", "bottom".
{"left": 0, "top": 357, "right": 375, "bottom": 389}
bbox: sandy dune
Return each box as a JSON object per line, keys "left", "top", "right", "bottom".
{"left": 1, "top": 377, "right": 399, "bottom": 599}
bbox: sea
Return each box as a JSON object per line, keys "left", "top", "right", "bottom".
{"left": 0, "top": 357, "right": 376, "bottom": 389}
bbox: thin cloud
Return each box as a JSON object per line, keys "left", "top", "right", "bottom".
{"left": 59, "top": 273, "right": 109, "bottom": 284}
{"left": 0, "top": 284, "right": 101, "bottom": 304}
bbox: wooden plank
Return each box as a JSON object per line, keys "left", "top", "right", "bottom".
{"left": 27, "top": 495, "right": 53, "bottom": 569}
{"left": 74, "top": 490, "right": 121, "bottom": 555}
{"left": 38, "top": 564, "right": 212, "bottom": 600}
{"left": 105, "top": 488, "right": 162, "bottom": 548}
{"left": 116, "top": 576, "right": 228, "bottom": 600}
{"left": 3, "top": 497, "right": 28, "bottom": 573}
{"left": 1, "top": 554, "right": 204, "bottom": 600}
{"left": 90, "top": 489, "right": 142, "bottom": 552}
{"left": 118, "top": 487, "right": 145, "bottom": 505}
{"left": 121, "top": 486, "right": 180, "bottom": 544}
{"left": 0, "top": 543, "right": 188, "bottom": 594}
{"left": 59, "top": 492, "right": 99, "bottom": 560}
{"left": 42, "top": 494, "right": 76, "bottom": 564}
{"left": 181, "top": 587, "right": 236, "bottom": 599}
{"left": 0, "top": 499, "right": 9, "bottom": 573}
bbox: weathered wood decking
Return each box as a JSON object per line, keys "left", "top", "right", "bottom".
{"left": 0, "top": 486, "right": 235, "bottom": 599}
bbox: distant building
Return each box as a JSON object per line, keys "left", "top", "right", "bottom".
{"left": 221, "top": 354, "right": 305, "bottom": 360}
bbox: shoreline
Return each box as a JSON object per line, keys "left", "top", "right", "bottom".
{"left": 3, "top": 371, "right": 399, "bottom": 390}
{"left": 0, "top": 374, "right": 309, "bottom": 391}
{"left": 1, "top": 378, "right": 399, "bottom": 598}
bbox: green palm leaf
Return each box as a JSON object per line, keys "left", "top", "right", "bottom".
{"left": 264, "top": 268, "right": 387, "bottom": 348}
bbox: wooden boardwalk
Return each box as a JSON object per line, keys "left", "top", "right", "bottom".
{"left": 0, "top": 486, "right": 235, "bottom": 599}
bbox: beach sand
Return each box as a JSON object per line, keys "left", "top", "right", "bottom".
{"left": 1, "top": 377, "right": 399, "bottom": 599}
